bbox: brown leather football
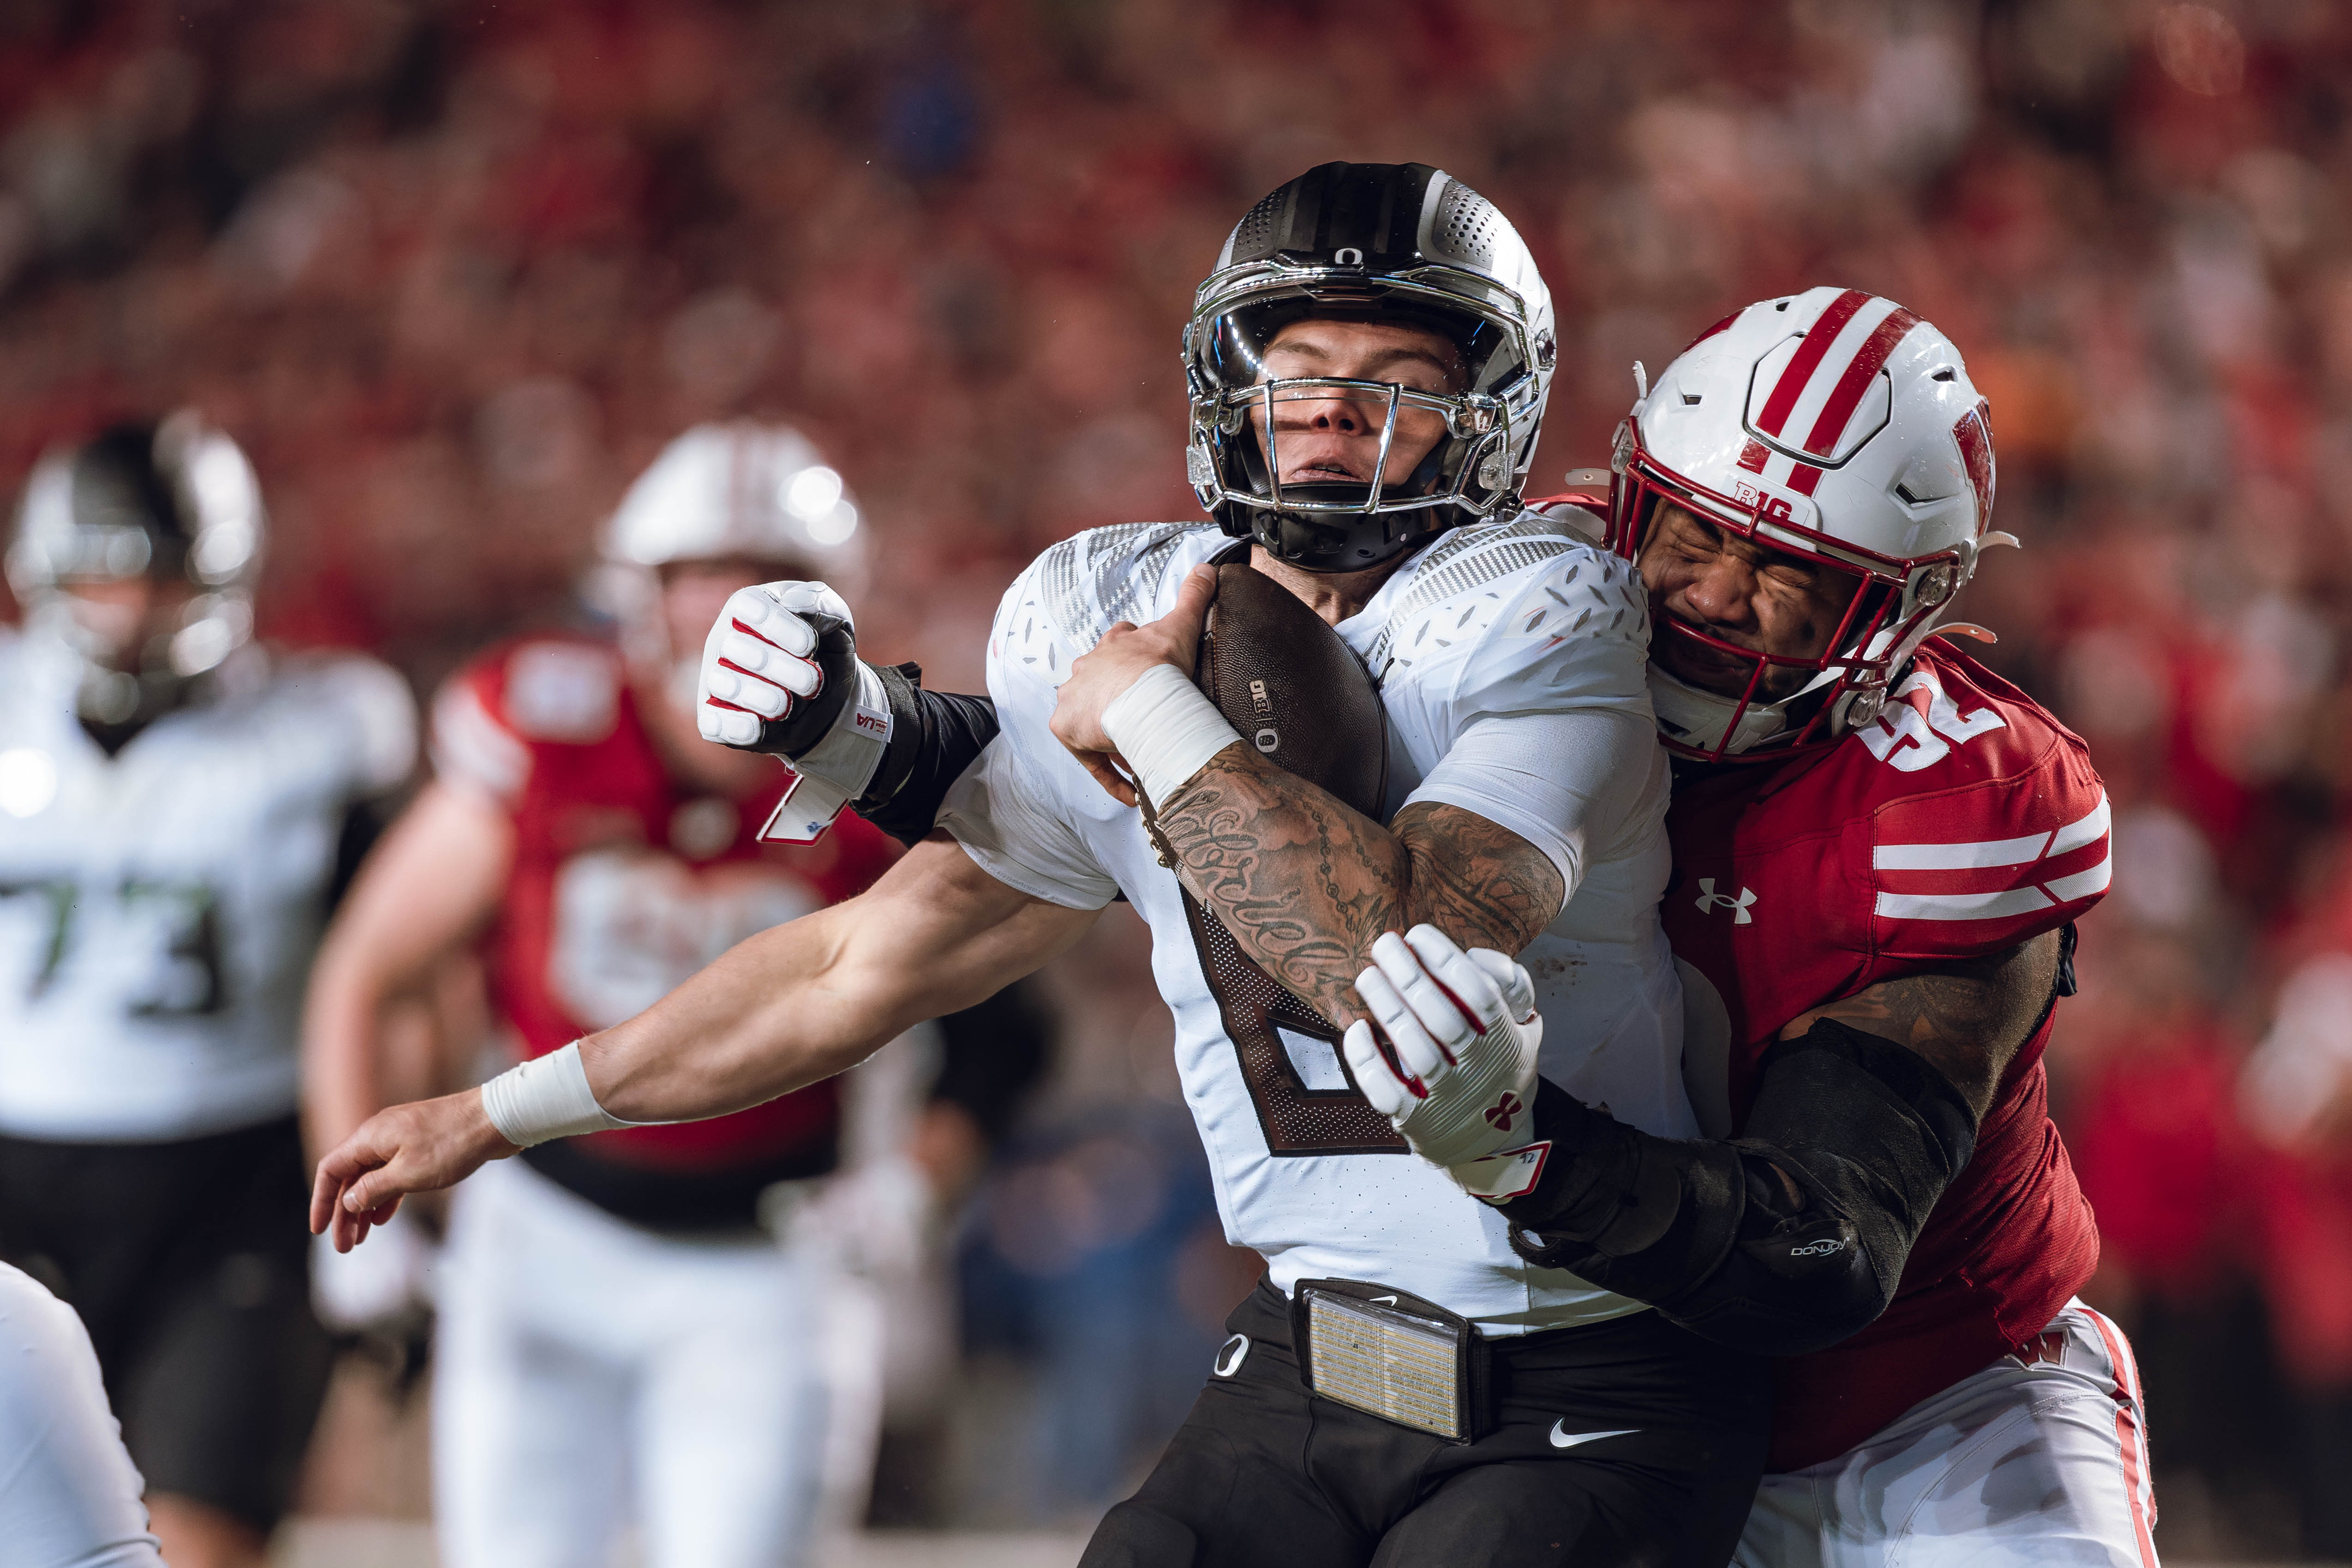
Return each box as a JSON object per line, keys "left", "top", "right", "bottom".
{"left": 1194, "top": 556, "right": 1388, "bottom": 820}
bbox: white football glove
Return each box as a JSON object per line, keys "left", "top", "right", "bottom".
{"left": 310, "top": 1204, "right": 436, "bottom": 1333}
{"left": 1341, "top": 926, "right": 1548, "bottom": 1203}
{"left": 695, "top": 581, "right": 896, "bottom": 841}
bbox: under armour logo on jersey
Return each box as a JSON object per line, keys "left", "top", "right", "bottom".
{"left": 1484, "top": 1092, "right": 1523, "bottom": 1133}
{"left": 1694, "top": 879, "right": 1756, "bottom": 924}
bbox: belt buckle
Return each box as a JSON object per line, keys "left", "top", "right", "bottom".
{"left": 1290, "top": 1278, "right": 1489, "bottom": 1442}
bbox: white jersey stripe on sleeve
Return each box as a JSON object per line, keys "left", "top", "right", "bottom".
{"left": 2048, "top": 791, "right": 2112, "bottom": 856}
{"left": 2041, "top": 854, "right": 2113, "bottom": 904}
{"left": 1873, "top": 789, "right": 2110, "bottom": 922}
{"left": 1875, "top": 887, "right": 2056, "bottom": 922}
{"left": 1873, "top": 830, "right": 2051, "bottom": 871}
{"left": 431, "top": 682, "right": 531, "bottom": 801}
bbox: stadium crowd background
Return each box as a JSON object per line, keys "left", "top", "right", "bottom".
{"left": 4, "top": 0, "right": 2352, "bottom": 1559}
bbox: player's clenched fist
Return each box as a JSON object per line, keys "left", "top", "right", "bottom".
{"left": 1342, "top": 926, "right": 1546, "bottom": 1200}
{"left": 695, "top": 580, "right": 857, "bottom": 752}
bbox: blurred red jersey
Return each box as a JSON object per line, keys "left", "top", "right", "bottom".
{"left": 431, "top": 634, "right": 896, "bottom": 1188}
{"left": 1664, "top": 643, "right": 2110, "bottom": 1472}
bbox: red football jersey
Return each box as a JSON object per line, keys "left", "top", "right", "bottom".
{"left": 1664, "top": 643, "right": 2109, "bottom": 1472}
{"left": 431, "top": 634, "right": 896, "bottom": 1175}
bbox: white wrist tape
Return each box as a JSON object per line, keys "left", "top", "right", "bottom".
{"left": 479, "top": 1041, "right": 638, "bottom": 1148}
{"left": 1099, "top": 663, "right": 1241, "bottom": 809}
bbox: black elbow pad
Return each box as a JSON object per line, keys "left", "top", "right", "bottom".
{"left": 1500, "top": 1019, "right": 1978, "bottom": 1356}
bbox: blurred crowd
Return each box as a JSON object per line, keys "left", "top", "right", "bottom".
{"left": 7, "top": 0, "right": 2352, "bottom": 1556}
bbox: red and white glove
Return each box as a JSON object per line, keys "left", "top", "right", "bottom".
{"left": 695, "top": 581, "right": 894, "bottom": 841}
{"left": 1341, "top": 925, "right": 1550, "bottom": 1203}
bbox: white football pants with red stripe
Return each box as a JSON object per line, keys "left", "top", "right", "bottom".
{"left": 1736, "top": 1301, "right": 2159, "bottom": 1568}
{"left": 430, "top": 1156, "right": 872, "bottom": 1568}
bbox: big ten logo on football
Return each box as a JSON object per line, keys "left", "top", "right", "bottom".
{"left": 1857, "top": 668, "right": 2005, "bottom": 773}
{"left": 0, "top": 877, "right": 225, "bottom": 1015}
{"left": 549, "top": 847, "right": 823, "bottom": 1029}
{"left": 1248, "top": 677, "right": 1278, "bottom": 754}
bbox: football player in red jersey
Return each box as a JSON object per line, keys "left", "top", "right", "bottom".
{"left": 674, "top": 289, "right": 2149, "bottom": 1567}
{"left": 1346, "top": 289, "right": 2142, "bottom": 1567}
{"left": 302, "top": 423, "right": 940, "bottom": 1568}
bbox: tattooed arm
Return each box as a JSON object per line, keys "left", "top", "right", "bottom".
{"left": 1152, "top": 753, "right": 1564, "bottom": 1026}
{"left": 1778, "top": 928, "right": 2066, "bottom": 1120}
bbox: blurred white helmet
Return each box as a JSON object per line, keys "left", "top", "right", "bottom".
{"left": 1606, "top": 286, "right": 2013, "bottom": 761}
{"left": 8, "top": 412, "right": 266, "bottom": 722}
{"left": 604, "top": 421, "right": 865, "bottom": 588}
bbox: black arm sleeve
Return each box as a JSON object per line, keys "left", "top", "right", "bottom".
{"left": 853, "top": 663, "right": 1001, "bottom": 848}
{"left": 1496, "top": 1017, "right": 1979, "bottom": 1356}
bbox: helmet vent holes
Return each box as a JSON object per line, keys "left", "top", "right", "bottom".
{"left": 1932, "top": 368, "right": 1957, "bottom": 382}
{"left": 1233, "top": 192, "right": 1286, "bottom": 259}
{"left": 1432, "top": 184, "right": 1498, "bottom": 265}
{"left": 1775, "top": 299, "right": 1791, "bottom": 311}
{"left": 1681, "top": 393, "right": 1703, "bottom": 406}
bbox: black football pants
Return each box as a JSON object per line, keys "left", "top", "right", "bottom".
{"left": 1080, "top": 1282, "right": 1770, "bottom": 1568}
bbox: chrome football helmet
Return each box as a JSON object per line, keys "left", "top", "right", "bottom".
{"left": 1184, "top": 162, "right": 1556, "bottom": 573}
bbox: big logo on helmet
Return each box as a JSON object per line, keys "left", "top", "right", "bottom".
{"left": 1731, "top": 480, "right": 1797, "bottom": 524}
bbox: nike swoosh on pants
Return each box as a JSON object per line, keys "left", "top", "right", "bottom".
{"left": 1549, "top": 1421, "right": 1640, "bottom": 1449}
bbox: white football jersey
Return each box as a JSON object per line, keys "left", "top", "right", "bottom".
{"left": 942, "top": 518, "right": 1690, "bottom": 1334}
{"left": 0, "top": 1262, "right": 162, "bottom": 1567}
{"left": 0, "top": 630, "right": 415, "bottom": 1142}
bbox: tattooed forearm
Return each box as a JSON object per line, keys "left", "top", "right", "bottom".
{"left": 1151, "top": 746, "right": 1565, "bottom": 1026}
{"left": 1779, "top": 930, "right": 2065, "bottom": 1119}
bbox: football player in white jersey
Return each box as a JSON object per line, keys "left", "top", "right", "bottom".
{"left": 0, "top": 418, "right": 416, "bottom": 1568}
{"left": 314, "top": 163, "right": 1771, "bottom": 1568}
{"left": 0, "top": 1260, "right": 167, "bottom": 1568}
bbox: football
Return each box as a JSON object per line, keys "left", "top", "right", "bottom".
{"left": 1193, "top": 555, "right": 1388, "bottom": 819}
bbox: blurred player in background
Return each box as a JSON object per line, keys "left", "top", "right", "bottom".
{"left": 0, "top": 416, "right": 417, "bottom": 1568}
{"left": 301, "top": 420, "right": 1013, "bottom": 1568}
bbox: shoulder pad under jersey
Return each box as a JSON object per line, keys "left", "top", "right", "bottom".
{"left": 993, "top": 522, "right": 1220, "bottom": 693}
{"left": 273, "top": 650, "right": 419, "bottom": 798}
{"left": 431, "top": 634, "right": 623, "bottom": 802}
{"left": 1371, "top": 515, "right": 1649, "bottom": 721}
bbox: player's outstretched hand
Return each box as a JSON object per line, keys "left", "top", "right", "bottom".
{"left": 1342, "top": 926, "right": 1545, "bottom": 1197}
{"left": 309, "top": 1091, "right": 516, "bottom": 1254}
{"left": 696, "top": 581, "right": 858, "bottom": 754}
{"left": 1053, "top": 563, "right": 1217, "bottom": 805}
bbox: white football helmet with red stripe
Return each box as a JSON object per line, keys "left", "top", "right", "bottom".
{"left": 1607, "top": 286, "right": 2012, "bottom": 760}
